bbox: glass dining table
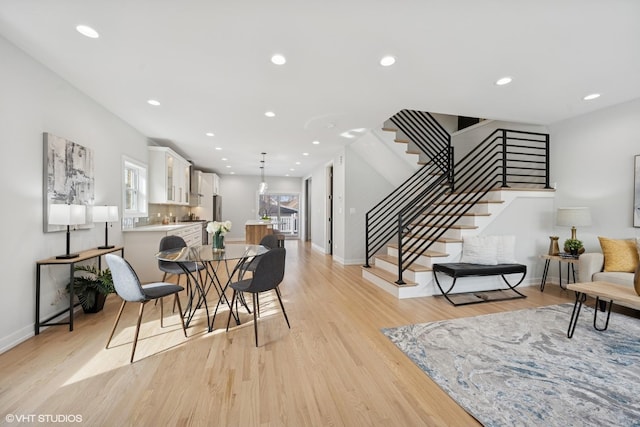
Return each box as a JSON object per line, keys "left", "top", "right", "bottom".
{"left": 155, "top": 243, "right": 268, "bottom": 332}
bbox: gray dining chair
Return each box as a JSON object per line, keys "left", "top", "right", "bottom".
{"left": 158, "top": 235, "right": 204, "bottom": 312}
{"left": 239, "top": 234, "right": 280, "bottom": 279}
{"left": 105, "top": 254, "right": 188, "bottom": 363}
{"left": 158, "top": 235, "right": 203, "bottom": 284}
{"left": 226, "top": 247, "right": 289, "bottom": 346}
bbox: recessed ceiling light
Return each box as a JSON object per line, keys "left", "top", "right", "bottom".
{"left": 147, "top": 99, "right": 161, "bottom": 106}
{"left": 302, "top": 152, "right": 309, "bottom": 156}
{"left": 583, "top": 93, "right": 601, "bottom": 101}
{"left": 290, "top": 168, "right": 295, "bottom": 171}
{"left": 221, "top": 157, "right": 228, "bottom": 161}
{"left": 271, "top": 54, "right": 286, "bottom": 65}
{"left": 265, "top": 111, "right": 276, "bottom": 118}
{"left": 215, "top": 147, "right": 222, "bottom": 150}
{"left": 205, "top": 132, "right": 214, "bottom": 137}
{"left": 226, "top": 165, "right": 232, "bottom": 168}
{"left": 380, "top": 55, "right": 396, "bottom": 67}
{"left": 76, "top": 25, "right": 99, "bottom": 39}
{"left": 230, "top": 172, "right": 235, "bottom": 175}
{"left": 495, "top": 77, "right": 513, "bottom": 86}
{"left": 295, "top": 161, "right": 301, "bottom": 165}
{"left": 312, "top": 140, "right": 320, "bottom": 145}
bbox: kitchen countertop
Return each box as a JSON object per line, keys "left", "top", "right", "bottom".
{"left": 123, "top": 222, "right": 205, "bottom": 232}
{"left": 245, "top": 219, "right": 278, "bottom": 225}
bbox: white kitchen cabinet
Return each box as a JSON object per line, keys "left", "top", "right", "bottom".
{"left": 169, "top": 223, "right": 202, "bottom": 247}
{"left": 148, "top": 147, "right": 190, "bottom": 205}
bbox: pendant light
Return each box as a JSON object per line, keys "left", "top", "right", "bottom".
{"left": 258, "top": 152, "right": 268, "bottom": 194}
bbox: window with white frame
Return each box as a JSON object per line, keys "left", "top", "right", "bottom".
{"left": 122, "top": 156, "right": 148, "bottom": 218}
{"left": 258, "top": 192, "right": 299, "bottom": 237}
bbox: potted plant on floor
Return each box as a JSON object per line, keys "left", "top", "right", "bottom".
{"left": 66, "top": 265, "right": 114, "bottom": 313}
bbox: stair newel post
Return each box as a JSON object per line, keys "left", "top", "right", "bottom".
{"left": 364, "top": 212, "right": 370, "bottom": 268}
{"left": 500, "top": 129, "right": 510, "bottom": 188}
{"left": 544, "top": 133, "right": 552, "bottom": 189}
{"left": 396, "top": 212, "right": 406, "bottom": 285}
{"left": 449, "top": 145, "right": 455, "bottom": 192}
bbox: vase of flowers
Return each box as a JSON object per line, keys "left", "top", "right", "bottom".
{"left": 207, "top": 220, "right": 232, "bottom": 250}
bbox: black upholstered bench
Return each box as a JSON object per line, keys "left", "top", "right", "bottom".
{"left": 432, "top": 262, "right": 527, "bottom": 306}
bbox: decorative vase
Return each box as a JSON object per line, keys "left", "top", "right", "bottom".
{"left": 212, "top": 232, "right": 225, "bottom": 250}
{"left": 548, "top": 236, "right": 560, "bottom": 256}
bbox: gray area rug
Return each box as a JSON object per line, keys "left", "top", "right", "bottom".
{"left": 382, "top": 304, "right": 640, "bottom": 426}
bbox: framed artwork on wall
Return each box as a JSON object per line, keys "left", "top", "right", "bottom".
{"left": 634, "top": 155, "right": 640, "bottom": 227}
{"left": 43, "top": 132, "right": 95, "bottom": 232}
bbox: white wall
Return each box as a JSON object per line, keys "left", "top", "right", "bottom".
{"left": 548, "top": 98, "right": 640, "bottom": 251}
{"left": 341, "top": 146, "right": 396, "bottom": 264}
{"left": 218, "top": 174, "right": 303, "bottom": 241}
{"left": 0, "top": 35, "right": 149, "bottom": 352}
{"left": 308, "top": 161, "right": 331, "bottom": 253}
{"left": 452, "top": 120, "right": 549, "bottom": 161}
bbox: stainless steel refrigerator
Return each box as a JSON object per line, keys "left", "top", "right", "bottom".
{"left": 212, "top": 195, "right": 222, "bottom": 221}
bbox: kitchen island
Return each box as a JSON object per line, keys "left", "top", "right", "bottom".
{"left": 245, "top": 219, "right": 278, "bottom": 244}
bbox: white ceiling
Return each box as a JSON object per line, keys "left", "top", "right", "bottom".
{"left": 1, "top": 0, "right": 639, "bottom": 177}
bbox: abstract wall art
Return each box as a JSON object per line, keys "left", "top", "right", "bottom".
{"left": 634, "top": 155, "right": 640, "bottom": 227}
{"left": 43, "top": 132, "right": 95, "bottom": 232}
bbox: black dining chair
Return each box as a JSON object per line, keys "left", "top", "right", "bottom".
{"left": 158, "top": 235, "right": 203, "bottom": 312}
{"left": 226, "top": 247, "right": 289, "bottom": 346}
{"left": 158, "top": 235, "right": 203, "bottom": 284}
{"left": 239, "top": 233, "right": 280, "bottom": 279}
{"left": 105, "top": 254, "right": 187, "bottom": 363}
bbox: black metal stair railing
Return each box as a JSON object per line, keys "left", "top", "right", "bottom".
{"left": 365, "top": 113, "right": 550, "bottom": 285}
{"left": 364, "top": 110, "right": 452, "bottom": 268}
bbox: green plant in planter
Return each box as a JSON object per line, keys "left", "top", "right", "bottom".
{"left": 66, "top": 265, "right": 114, "bottom": 312}
{"left": 564, "top": 238, "right": 584, "bottom": 253}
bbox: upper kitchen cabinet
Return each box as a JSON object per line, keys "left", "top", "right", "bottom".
{"left": 148, "top": 147, "right": 190, "bottom": 205}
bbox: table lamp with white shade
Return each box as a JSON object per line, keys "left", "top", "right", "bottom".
{"left": 93, "top": 205, "right": 119, "bottom": 249}
{"left": 49, "top": 204, "right": 86, "bottom": 259}
{"left": 556, "top": 207, "right": 592, "bottom": 240}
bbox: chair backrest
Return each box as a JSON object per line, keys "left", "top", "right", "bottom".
{"left": 158, "top": 235, "right": 188, "bottom": 270}
{"left": 246, "top": 247, "right": 286, "bottom": 293}
{"left": 259, "top": 234, "right": 279, "bottom": 249}
{"left": 106, "top": 254, "right": 147, "bottom": 302}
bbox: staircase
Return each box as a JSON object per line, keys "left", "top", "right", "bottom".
{"left": 362, "top": 110, "right": 552, "bottom": 299}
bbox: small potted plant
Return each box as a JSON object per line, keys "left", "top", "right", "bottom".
{"left": 66, "top": 265, "right": 114, "bottom": 313}
{"left": 563, "top": 238, "right": 584, "bottom": 257}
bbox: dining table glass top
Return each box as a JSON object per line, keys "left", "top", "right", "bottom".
{"left": 155, "top": 243, "right": 268, "bottom": 263}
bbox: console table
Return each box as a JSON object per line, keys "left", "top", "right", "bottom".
{"left": 35, "top": 246, "right": 124, "bottom": 335}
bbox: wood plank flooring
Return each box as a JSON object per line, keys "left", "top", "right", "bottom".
{"left": 0, "top": 241, "right": 577, "bottom": 426}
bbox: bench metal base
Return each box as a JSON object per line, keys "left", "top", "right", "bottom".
{"left": 433, "top": 263, "right": 527, "bottom": 306}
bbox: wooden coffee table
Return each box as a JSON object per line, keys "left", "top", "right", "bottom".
{"left": 566, "top": 281, "right": 640, "bottom": 338}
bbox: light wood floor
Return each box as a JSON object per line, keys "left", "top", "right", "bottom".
{"left": 1, "top": 241, "right": 578, "bottom": 426}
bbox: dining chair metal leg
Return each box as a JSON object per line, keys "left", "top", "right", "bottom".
{"left": 160, "top": 297, "right": 164, "bottom": 327}
{"left": 131, "top": 302, "right": 146, "bottom": 363}
{"left": 274, "top": 287, "right": 290, "bottom": 328}
{"left": 174, "top": 294, "right": 188, "bottom": 337}
{"left": 106, "top": 299, "right": 127, "bottom": 349}
{"left": 226, "top": 290, "right": 237, "bottom": 332}
{"left": 253, "top": 293, "right": 259, "bottom": 347}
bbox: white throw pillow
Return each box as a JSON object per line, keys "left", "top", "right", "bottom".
{"left": 496, "top": 235, "right": 517, "bottom": 264}
{"left": 461, "top": 236, "right": 499, "bottom": 265}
